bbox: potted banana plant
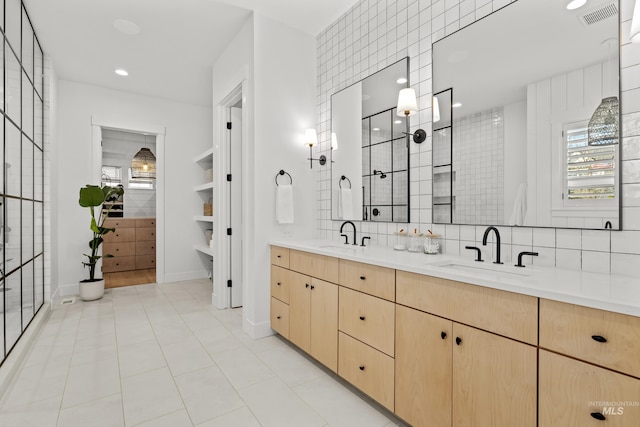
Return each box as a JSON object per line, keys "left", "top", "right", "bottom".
{"left": 78, "top": 184, "right": 124, "bottom": 300}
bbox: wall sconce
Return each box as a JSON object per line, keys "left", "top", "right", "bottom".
{"left": 632, "top": 0, "right": 640, "bottom": 43}
{"left": 131, "top": 147, "right": 156, "bottom": 179}
{"left": 396, "top": 88, "right": 426, "bottom": 143}
{"left": 304, "top": 128, "right": 326, "bottom": 168}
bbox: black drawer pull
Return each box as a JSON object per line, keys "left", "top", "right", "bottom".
{"left": 276, "top": 316, "right": 281, "bottom": 320}
{"left": 456, "top": 337, "right": 462, "bottom": 346}
{"left": 305, "top": 283, "right": 309, "bottom": 288}
{"left": 151, "top": 246, "right": 155, "bottom": 249}
{"left": 359, "top": 316, "right": 365, "bottom": 321}
{"left": 590, "top": 412, "right": 606, "bottom": 421}
{"left": 310, "top": 285, "right": 315, "bottom": 290}
{"left": 359, "top": 365, "right": 365, "bottom": 371}
{"left": 276, "top": 282, "right": 281, "bottom": 286}
{"left": 277, "top": 255, "right": 281, "bottom": 258}
{"left": 591, "top": 335, "right": 607, "bottom": 343}
{"left": 359, "top": 276, "right": 366, "bottom": 280}
{"left": 441, "top": 331, "right": 447, "bottom": 340}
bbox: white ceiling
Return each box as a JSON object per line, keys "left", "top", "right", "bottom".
{"left": 24, "top": 0, "right": 358, "bottom": 107}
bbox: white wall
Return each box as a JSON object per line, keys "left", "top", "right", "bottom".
{"left": 54, "top": 81, "right": 211, "bottom": 294}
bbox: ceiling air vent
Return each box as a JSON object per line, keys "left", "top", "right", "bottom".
{"left": 579, "top": 2, "right": 618, "bottom": 26}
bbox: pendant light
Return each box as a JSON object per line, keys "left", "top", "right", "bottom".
{"left": 131, "top": 148, "right": 156, "bottom": 179}
{"left": 588, "top": 39, "right": 618, "bottom": 146}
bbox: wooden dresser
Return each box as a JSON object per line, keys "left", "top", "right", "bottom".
{"left": 103, "top": 217, "right": 156, "bottom": 273}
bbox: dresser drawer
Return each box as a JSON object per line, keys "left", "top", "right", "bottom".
{"left": 290, "top": 250, "right": 339, "bottom": 283}
{"left": 135, "top": 255, "right": 156, "bottom": 270}
{"left": 338, "top": 332, "right": 394, "bottom": 411}
{"left": 396, "top": 270, "right": 538, "bottom": 345}
{"left": 339, "top": 287, "right": 395, "bottom": 357}
{"left": 271, "top": 297, "right": 290, "bottom": 339}
{"left": 103, "top": 218, "right": 136, "bottom": 229}
{"left": 102, "top": 256, "right": 135, "bottom": 272}
{"left": 339, "top": 259, "right": 395, "bottom": 301}
{"left": 135, "top": 218, "right": 156, "bottom": 228}
{"left": 103, "top": 242, "right": 135, "bottom": 257}
{"left": 135, "top": 227, "right": 156, "bottom": 242}
{"left": 540, "top": 299, "right": 640, "bottom": 378}
{"left": 135, "top": 241, "right": 156, "bottom": 255}
{"left": 103, "top": 227, "right": 136, "bottom": 243}
{"left": 270, "top": 246, "right": 290, "bottom": 268}
{"left": 270, "top": 265, "right": 290, "bottom": 304}
{"left": 539, "top": 350, "right": 640, "bottom": 427}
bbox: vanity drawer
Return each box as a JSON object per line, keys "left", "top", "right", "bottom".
{"left": 339, "top": 287, "right": 395, "bottom": 357}
{"left": 338, "top": 332, "right": 394, "bottom": 411}
{"left": 103, "top": 227, "right": 136, "bottom": 243}
{"left": 289, "top": 250, "right": 339, "bottom": 283}
{"left": 135, "top": 227, "right": 156, "bottom": 242}
{"left": 271, "top": 246, "right": 290, "bottom": 268}
{"left": 396, "top": 271, "right": 538, "bottom": 345}
{"left": 339, "top": 259, "right": 395, "bottom": 301}
{"left": 270, "top": 297, "right": 290, "bottom": 339}
{"left": 103, "top": 242, "right": 135, "bottom": 257}
{"left": 135, "top": 218, "right": 156, "bottom": 228}
{"left": 270, "top": 265, "right": 290, "bottom": 304}
{"left": 103, "top": 218, "right": 136, "bottom": 229}
{"left": 102, "top": 256, "right": 135, "bottom": 272}
{"left": 539, "top": 350, "right": 640, "bottom": 427}
{"left": 135, "top": 255, "right": 156, "bottom": 270}
{"left": 136, "top": 241, "right": 156, "bottom": 255}
{"left": 540, "top": 299, "right": 640, "bottom": 378}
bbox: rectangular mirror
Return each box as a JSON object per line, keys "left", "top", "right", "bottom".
{"left": 432, "top": 0, "right": 620, "bottom": 230}
{"left": 331, "top": 58, "right": 410, "bottom": 222}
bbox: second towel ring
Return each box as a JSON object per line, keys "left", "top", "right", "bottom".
{"left": 275, "top": 170, "right": 293, "bottom": 186}
{"left": 339, "top": 175, "right": 352, "bottom": 189}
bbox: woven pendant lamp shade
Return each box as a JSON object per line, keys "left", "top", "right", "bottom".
{"left": 131, "top": 148, "right": 156, "bottom": 179}
{"left": 587, "top": 96, "right": 619, "bottom": 146}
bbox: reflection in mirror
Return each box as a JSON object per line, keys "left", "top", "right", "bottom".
{"left": 331, "top": 58, "right": 410, "bottom": 222}
{"left": 432, "top": 0, "right": 620, "bottom": 229}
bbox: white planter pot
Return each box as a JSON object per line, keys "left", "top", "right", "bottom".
{"left": 79, "top": 279, "right": 105, "bottom": 301}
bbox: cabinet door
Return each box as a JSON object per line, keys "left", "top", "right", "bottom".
{"left": 540, "top": 350, "right": 640, "bottom": 427}
{"left": 452, "top": 323, "right": 536, "bottom": 427}
{"left": 396, "top": 305, "right": 452, "bottom": 427}
{"left": 288, "top": 271, "right": 311, "bottom": 353}
{"left": 310, "top": 278, "right": 338, "bottom": 372}
{"left": 270, "top": 297, "right": 290, "bottom": 339}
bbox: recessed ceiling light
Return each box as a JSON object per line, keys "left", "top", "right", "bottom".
{"left": 566, "top": 0, "right": 586, "bottom": 10}
{"left": 115, "top": 69, "right": 129, "bottom": 76}
{"left": 373, "top": 127, "right": 380, "bottom": 131}
{"left": 113, "top": 19, "right": 141, "bottom": 35}
{"left": 452, "top": 102, "right": 462, "bottom": 108}
{"left": 394, "top": 120, "right": 402, "bottom": 124}
{"left": 396, "top": 77, "right": 408, "bottom": 84}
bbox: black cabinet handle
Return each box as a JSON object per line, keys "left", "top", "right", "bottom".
{"left": 591, "top": 335, "right": 607, "bottom": 343}
{"left": 310, "top": 285, "right": 315, "bottom": 290}
{"left": 441, "top": 331, "right": 447, "bottom": 340}
{"left": 359, "top": 316, "right": 365, "bottom": 321}
{"left": 305, "top": 283, "right": 309, "bottom": 288}
{"left": 276, "top": 316, "right": 281, "bottom": 319}
{"left": 359, "top": 365, "right": 365, "bottom": 371}
{"left": 590, "top": 412, "right": 606, "bottom": 421}
{"left": 456, "top": 337, "right": 462, "bottom": 346}
{"left": 276, "top": 282, "right": 281, "bottom": 286}
{"left": 359, "top": 276, "right": 366, "bottom": 280}
{"left": 277, "top": 255, "right": 281, "bottom": 258}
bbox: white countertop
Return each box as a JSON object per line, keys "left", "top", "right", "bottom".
{"left": 271, "top": 239, "right": 640, "bottom": 318}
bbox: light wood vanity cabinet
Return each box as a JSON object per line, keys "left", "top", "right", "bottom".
{"left": 103, "top": 217, "right": 156, "bottom": 273}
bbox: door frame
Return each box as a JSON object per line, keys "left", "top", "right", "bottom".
{"left": 90, "top": 116, "right": 166, "bottom": 283}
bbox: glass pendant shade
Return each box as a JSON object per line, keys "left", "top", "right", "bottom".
{"left": 131, "top": 148, "right": 157, "bottom": 179}
{"left": 396, "top": 88, "right": 418, "bottom": 116}
{"left": 587, "top": 96, "right": 619, "bottom": 146}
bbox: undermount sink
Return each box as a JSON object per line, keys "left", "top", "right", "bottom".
{"left": 433, "top": 261, "right": 532, "bottom": 278}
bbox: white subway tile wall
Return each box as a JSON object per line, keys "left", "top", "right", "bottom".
{"left": 315, "top": 0, "right": 640, "bottom": 275}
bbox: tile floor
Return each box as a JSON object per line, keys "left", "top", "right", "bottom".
{"left": 0, "top": 279, "right": 402, "bottom": 426}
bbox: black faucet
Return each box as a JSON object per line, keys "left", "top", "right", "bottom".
{"left": 604, "top": 221, "right": 612, "bottom": 229}
{"left": 361, "top": 236, "right": 370, "bottom": 247}
{"left": 482, "top": 226, "right": 502, "bottom": 264}
{"left": 465, "top": 246, "right": 483, "bottom": 262}
{"left": 515, "top": 251, "right": 538, "bottom": 268}
{"left": 340, "top": 221, "right": 357, "bottom": 246}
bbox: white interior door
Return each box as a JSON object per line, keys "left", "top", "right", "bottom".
{"left": 229, "top": 106, "right": 243, "bottom": 307}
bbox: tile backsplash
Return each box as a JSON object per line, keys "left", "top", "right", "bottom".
{"left": 314, "top": 0, "right": 640, "bottom": 276}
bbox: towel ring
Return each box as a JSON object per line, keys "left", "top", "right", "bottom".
{"left": 275, "top": 170, "right": 293, "bottom": 186}
{"left": 339, "top": 175, "right": 352, "bottom": 189}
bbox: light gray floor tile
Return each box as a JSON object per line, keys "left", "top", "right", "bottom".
{"left": 196, "top": 406, "right": 260, "bottom": 427}
{"left": 160, "top": 336, "right": 213, "bottom": 376}
{"left": 57, "top": 393, "right": 124, "bottom": 427}
{"left": 211, "top": 347, "right": 275, "bottom": 390}
{"left": 61, "top": 357, "right": 121, "bottom": 409}
{"left": 118, "top": 339, "right": 167, "bottom": 378}
{"left": 121, "top": 367, "right": 184, "bottom": 426}
{"left": 133, "top": 409, "right": 193, "bottom": 427}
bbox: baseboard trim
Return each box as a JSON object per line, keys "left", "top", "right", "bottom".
{"left": 243, "top": 317, "right": 274, "bottom": 340}
{"left": 162, "top": 270, "right": 208, "bottom": 283}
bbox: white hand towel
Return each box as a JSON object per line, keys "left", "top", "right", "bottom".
{"left": 509, "top": 183, "right": 527, "bottom": 226}
{"left": 339, "top": 188, "right": 353, "bottom": 219}
{"left": 276, "top": 184, "right": 294, "bottom": 224}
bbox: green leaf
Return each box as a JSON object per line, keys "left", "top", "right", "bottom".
{"left": 79, "top": 185, "right": 106, "bottom": 208}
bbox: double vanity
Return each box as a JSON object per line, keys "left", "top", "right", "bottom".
{"left": 270, "top": 240, "right": 640, "bottom": 427}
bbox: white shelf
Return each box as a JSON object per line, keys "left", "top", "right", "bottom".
{"left": 194, "top": 148, "right": 214, "bottom": 163}
{"left": 194, "top": 216, "right": 214, "bottom": 222}
{"left": 195, "top": 245, "right": 214, "bottom": 257}
{"left": 194, "top": 182, "right": 214, "bottom": 192}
